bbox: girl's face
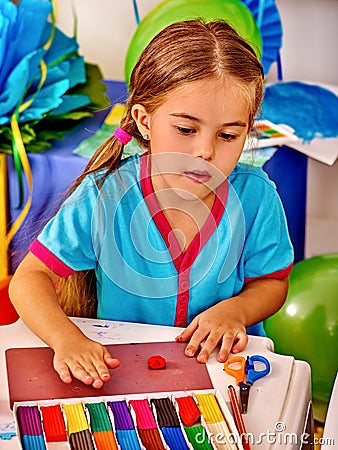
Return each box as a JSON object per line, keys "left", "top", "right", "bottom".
{"left": 132, "top": 77, "right": 251, "bottom": 205}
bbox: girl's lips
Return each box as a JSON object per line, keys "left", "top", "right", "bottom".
{"left": 184, "top": 170, "right": 211, "bottom": 183}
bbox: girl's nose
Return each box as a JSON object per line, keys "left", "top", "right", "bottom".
{"left": 192, "top": 141, "right": 215, "bottom": 161}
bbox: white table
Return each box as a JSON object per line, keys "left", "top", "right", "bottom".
{"left": 0, "top": 318, "right": 313, "bottom": 449}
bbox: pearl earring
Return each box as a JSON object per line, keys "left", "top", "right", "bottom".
{"left": 143, "top": 134, "right": 149, "bottom": 140}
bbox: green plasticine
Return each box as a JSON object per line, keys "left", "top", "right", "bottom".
{"left": 85, "top": 402, "right": 112, "bottom": 433}
{"left": 184, "top": 425, "right": 213, "bottom": 450}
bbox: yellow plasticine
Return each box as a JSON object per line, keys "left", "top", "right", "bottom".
{"left": 194, "top": 394, "right": 224, "bottom": 424}
{"left": 62, "top": 403, "right": 89, "bottom": 434}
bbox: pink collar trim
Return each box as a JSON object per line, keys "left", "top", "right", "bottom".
{"left": 140, "top": 153, "right": 228, "bottom": 271}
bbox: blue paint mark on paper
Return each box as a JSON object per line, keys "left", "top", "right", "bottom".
{"left": 0, "top": 432, "right": 16, "bottom": 440}
{"left": 0, "top": 420, "right": 16, "bottom": 440}
{"left": 262, "top": 81, "right": 338, "bottom": 142}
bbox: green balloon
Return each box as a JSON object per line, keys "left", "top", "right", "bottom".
{"left": 264, "top": 254, "right": 338, "bottom": 406}
{"left": 125, "top": 0, "right": 262, "bottom": 85}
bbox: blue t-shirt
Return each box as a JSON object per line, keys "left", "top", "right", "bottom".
{"left": 31, "top": 153, "right": 294, "bottom": 335}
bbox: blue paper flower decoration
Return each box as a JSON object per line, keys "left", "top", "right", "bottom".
{"left": 1, "top": 0, "right": 109, "bottom": 249}
{"left": 0, "top": 0, "right": 90, "bottom": 126}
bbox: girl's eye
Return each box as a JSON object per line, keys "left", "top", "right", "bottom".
{"left": 219, "top": 132, "right": 236, "bottom": 141}
{"left": 176, "top": 126, "right": 196, "bottom": 135}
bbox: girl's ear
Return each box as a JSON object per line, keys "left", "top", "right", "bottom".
{"left": 131, "top": 104, "right": 151, "bottom": 138}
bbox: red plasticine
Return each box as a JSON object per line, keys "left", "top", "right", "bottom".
{"left": 40, "top": 405, "right": 67, "bottom": 442}
{"left": 147, "top": 355, "right": 166, "bottom": 370}
{"left": 175, "top": 396, "right": 201, "bottom": 427}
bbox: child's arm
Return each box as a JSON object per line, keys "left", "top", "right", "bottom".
{"left": 176, "top": 277, "right": 289, "bottom": 363}
{"left": 9, "top": 252, "right": 120, "bottom": 388}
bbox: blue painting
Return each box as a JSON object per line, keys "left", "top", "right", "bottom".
{"left": 262, "top": 81, "right": 338, "bottom": 143}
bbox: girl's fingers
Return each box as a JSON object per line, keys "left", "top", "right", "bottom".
{"left": 92, "top": 354, "right": 120, "bottom": 386}
{"left": 55, "top": 363, "right": 73, "bottom": 384}
{"left": 91, "top": 360, "right": 111, "bottom": 384}
{"left": 181, "top": 327, "right": 249, "bottom": 364}
{"left": 196, "top": 331, "right": 222, "bottom": 363}
{"left": 183, "top": 326, "right": 209, "bottom": 358}
{"left": 54, "top": 347, "right": 121, "bottom": 389}
{"left": 76, "top": 355, "right": 115, "bottom": 388}
{"left": 175, "top": 320, "right": 198, "bottom": 343}
{"left": 53, "top": 359, "right": 95, "bottom": 386}
{"left": 217, "top": 333, "right": 238, "bottom": 362}
{"left": 217, "top": 331, "right": 248, "bottom": 362}
{"left": 103, "top": 352, "right": 121, "bottom": 369}
{"left": 231, "top": 332, "right": 248, "bottom": 354}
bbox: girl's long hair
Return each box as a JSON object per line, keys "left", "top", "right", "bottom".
{"left": 58, "top": 19, "right": 264, "bottom": 317}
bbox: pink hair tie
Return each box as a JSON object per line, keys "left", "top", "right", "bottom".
{"left": 114, "top": 127, "right": 132, "bottom": 145}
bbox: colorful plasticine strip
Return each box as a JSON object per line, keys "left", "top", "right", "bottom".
{"left": 137, "top": 427, "right": 167, "bottom": 449}
{"left": 174, "top": 396, "right": 213, "bottom": 450}
{"left": 175, "top": 395, "right": 201, "bottom": 427}
{"left": 62, "top": 403, "right": 94, "bottom": 450}
{"left": 68, "top": 430, "right": 95, "bottom": 450}
{"left": 40, "top": 405, "right": 67, "bottom": 442}
{"left": 150, "top": 397, "right": 189, "bottom": 450}
{"left": 90, "top": 430, "right": 119, "bottom": 450}
{"left": 150, "top": 398, "right": 180, "bottom": 427}
{"left": 107, "top": 400, "right": 134, "bottom": 430}
{"left": 62, "top": 403, "right": 88, "bottom": 434}
{"left": 128, "top": 399, "right": 157, "bottom": 429}
{"left": 16, "top": 406, "right": 46, "bottom": 450}
{"left": 85, "top": 402, "right": 112, "bottom": 432}
{"left": 194, "top": 394, "right": 224, "bottom": 423}
{"left": 115, "top": 430, "right": 142, "bottom": 450}
{"left": 194, "top": 394, "right": 238, "bottom": 450}
{"left": 184, "top": 425, "right": 214, "bottom": 450}
{"left": 85, "top": 402, "right": 118, "bottom": 450}
{"left": 129, "top": 399, "right": 166, "bottom": 450}
{"left": 161, "top": 426, "right": 190, "bottom": 450}
{"left": 107, "top": 400, "right": 141, "bottom": 450}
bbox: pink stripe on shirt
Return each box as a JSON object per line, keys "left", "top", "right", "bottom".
{"left": 244, "top": 262, "right": 293, "bottom": 283}
{"left": 30, "top": 239, "right": 75, "bottom": 277}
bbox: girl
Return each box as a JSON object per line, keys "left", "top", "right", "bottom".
{"left": 10, "top": 19, "right": 293, "bottom": 389}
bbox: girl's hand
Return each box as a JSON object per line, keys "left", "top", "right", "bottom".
{"left": 175, "top": 298, "right": 248, "bottom": 363}
{"left": 52, "top": 336, "right": 120, "bottom": 389}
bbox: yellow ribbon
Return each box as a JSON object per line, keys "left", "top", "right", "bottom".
{"left": 5, "top": 113, "right": 34, "bottom": 247}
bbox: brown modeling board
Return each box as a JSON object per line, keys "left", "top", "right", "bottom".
{"left": 6, "top": 341, "right": 213, "bottom": 409}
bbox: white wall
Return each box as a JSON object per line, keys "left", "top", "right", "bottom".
{"left": 57, "top": 0, "right": 338, "bottom": 258}
{"left": 269, "top": 0, "right": 338, "bottom": 85}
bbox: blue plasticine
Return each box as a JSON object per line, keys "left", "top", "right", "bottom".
{"left": 22, "top": 434, "right": 46, "bottom": 450}
{"left": 161, "top": 426, "right": 190, "bottom": 450}
{"left": 115, "top": 429, "right": 142, "bottom": 450}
